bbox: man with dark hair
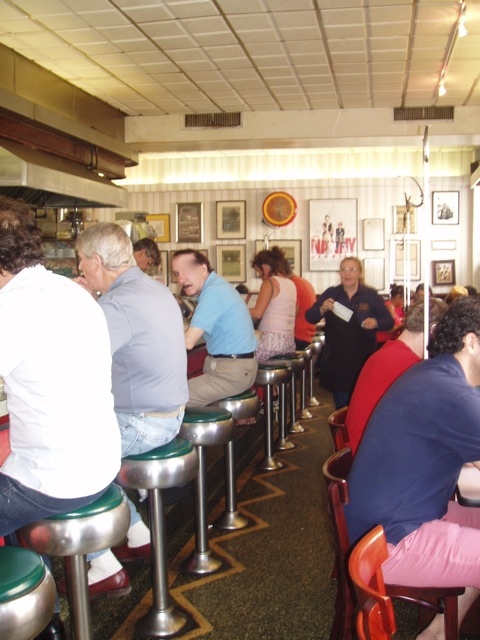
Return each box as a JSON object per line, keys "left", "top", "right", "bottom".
{"left": 345, "top": 296, "right": 480, "bottom": 638}
{"left": 346, "top": 297, "right": 448, "bottom": 454}
{"left": 0, "top": 197, "right": 121, "bottom": 640}
{"left": 171, "top": 249, "right": 258, "bottom": 406}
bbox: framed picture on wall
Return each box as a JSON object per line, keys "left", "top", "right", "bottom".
{"left": 146, "top": 214, "right": 170, "bottom": 242}
{"left": 216, "top": 201, "right": 246, "bottom": 239}
{"left": 254, "top": 239, "right": 302, "bottom": 275}
{"left": 216, "top": 245, "right": 246, "bottom": 282}
{"left": 362, "top": 218, "right": 385, "bottom": 250}
{"left": 152, "top": 248, "right": 169, "bottom": 285}
{"left": 364, "top": 258, "right": 385, "bottom": 291}
{"left": 394, "top": 205, "right": 416, "bottom": 234}
{"left": 432, "top": 260, "right": 456, "bottom": 286}
{"left": 309, "top": 199, "right": 357, "bottom": 271}
{"left": 432, "top": 191, "right": 459, "bottom": 225}
{"left": 176, "top": 202, "right": 203, "bottom": 242}
{"left": 391, "top": 238, "right": 421, "bottom": 281}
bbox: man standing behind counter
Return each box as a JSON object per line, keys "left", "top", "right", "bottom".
{"left": 75, "top": 223, "right": 188, "bottom": 597}
{"left": 171, "top": 249, "right": 258, "bottom": 406}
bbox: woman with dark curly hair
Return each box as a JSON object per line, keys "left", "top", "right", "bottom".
{"left": 249, "top": 246, "right": 296, "bottom": 362}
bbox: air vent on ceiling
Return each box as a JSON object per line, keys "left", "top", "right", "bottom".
{"left": 394, "top": 106, "right": 454, "bottom": 121}
{"left": 184, "top": 112, "right": 242, "bottom": 128}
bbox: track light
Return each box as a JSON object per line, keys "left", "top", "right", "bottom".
{"left": 438, "top": 80, "right": 447, "bottom": 96}
{"left": 458, "top": 15, "right": 467, "bottom": 37}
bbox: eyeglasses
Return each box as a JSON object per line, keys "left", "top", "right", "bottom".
{"left": 340, "top": 267, "right": 359, "bottom": 273}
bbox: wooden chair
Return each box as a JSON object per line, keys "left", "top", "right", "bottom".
{"left": 348, "top": 524, "right": 397, "bottom": 640}
{"left": 327, "top": 406, "right": 349, "bottom": 451}
{"left": 322, "top": 448, "right": 464, "bottom": 640}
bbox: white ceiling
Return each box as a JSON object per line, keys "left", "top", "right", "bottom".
{"left": 0, "top": 0, "right": 478, "bottom": 119}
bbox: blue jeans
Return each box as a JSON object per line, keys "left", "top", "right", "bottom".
{"left": 89, "top": 410, "right": 184, "bottom": 561}
{"left": 0, "top": 473, "right": 107, "bottom": 538}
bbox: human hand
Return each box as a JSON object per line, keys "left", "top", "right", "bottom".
{"left": 73, "top": 276, "right": 99, "bottom": 300}
{"left": 321, "top": 298, "right": 335, "bottom": 315}
{"left": 360, "top": 317, "right": 378, "bottom": 330}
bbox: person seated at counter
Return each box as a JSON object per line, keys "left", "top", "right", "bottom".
{"left": 75, "top": 223, "right": 188, "bottom": 598}
{"left": 0, "top": 197, "right": 122, "bottom": 640}
{"left": 345, "top": 297, "right": 448, "bottom": 455}
{"left": 132, "top": 237, "right": 161, "bottom": 274}
{"left": 345, "top": 296, "right": 480, "bottom": 639}
{"left": 171, "top": 249, "right": 258, "bottom": 406}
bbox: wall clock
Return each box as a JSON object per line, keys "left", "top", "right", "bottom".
{"left": 262, "top": 192, "right": 298, "bottom": 227}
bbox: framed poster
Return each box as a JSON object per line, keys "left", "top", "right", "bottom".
{"left": 432, "top": 260, "right": 456, "bottom": 286}
{"left": 432, "top": 191, "right": 459, "bottom": 225}
{"left": 309, "top": 199, "right": 357, "bottom": 271}
{"left": 362, "top": 218, "right": 385, "bottom": 250}
{"left": 216, "top": 245, "right": 246, "bottom": 283}
{"left": 146, "top": 214, "right": 170, "bottom": 242}
{"left": 176, "top": 202, "right": 203, "bottom": 243}
{"left": 363, "top": 258, "right": 385, "bottom": 292}
{"left": 391, "top": 238, "right": 421, "bottom": 281}
{"left": 394, "top": 205, "right": 416, "bottom": 235}
{"left": 216, "top": 201, "right": 246, "bottom": 239}
{"left": 254, "top": 239, "right": 302, "bottom": 275}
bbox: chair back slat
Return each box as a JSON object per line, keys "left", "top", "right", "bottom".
{"left": 327, "top": 406, "right": 349, "bottom": 451}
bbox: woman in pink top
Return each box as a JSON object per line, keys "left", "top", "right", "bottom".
{"left": 250, "top": 246, "right": 297, "bottom": 363}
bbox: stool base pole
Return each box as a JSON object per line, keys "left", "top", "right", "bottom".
{"left": 300, "top": 408, "right": 314, "bottom": 419}
{"left": 183, "top": 446, "right": 224, "bottom": 575}
{"left": 257, "top": 384, "right": 283, "bottom": 471}
{"left": 136, "top": 606, "right": 187, "bottom": 639}
{"left": 275, "top": 382, "right": 295, "bottom": 452}
{"left": 214, "top": 441, "right": 250, "bottom": 530}
{"left": 66, "top": 554, "right": 92, "bottom": 640}
{"left": 184, "top": 549, "right": 223, "bottom": 575}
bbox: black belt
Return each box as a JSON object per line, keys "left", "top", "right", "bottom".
{"left": 210, "top": 352, "right": 255, "bottom": 359}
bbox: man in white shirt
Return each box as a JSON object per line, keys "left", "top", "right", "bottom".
{"left": 0, "top": 196, "right": 122, "bottom": 640}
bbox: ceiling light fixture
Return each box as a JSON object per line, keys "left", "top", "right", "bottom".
{"left": 435, "top": 1, "right": 466, "bottom": 99}
{"left": 438, "top": 80, "right": 447, "bottom": 96}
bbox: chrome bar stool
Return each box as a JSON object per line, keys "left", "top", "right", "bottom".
{"left": 0, "top": 546, "right": 56, "bottom": 640}
{"left": 299, "top": 344, "right": 314, "bottom": 419}
{"left": 116, "top": 436, "right": 198, "bottom": 638}
{"left": 180, "top": 407, "right": 235, "bottom": 575}
{"left": 255, "top": 363, "right": 291, "bottom": 471}
{"left": 271, "top": 352, "right": 306, "bottom": 436}
{"left": 210, "top": 389, "right": 261, "bottom": 530}
{"left": 18, "top": 484, "right": 130, "bottom": 640}
{"left": 307, "top": 335, "right": 324, "bottom": 407}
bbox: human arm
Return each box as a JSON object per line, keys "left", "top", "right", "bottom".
{"left": 363, "top": 291, "right": 395, "bottom": 331}
{"left": 184, "top": 325, "right": 205, "bottom": 350}
{"left": 249, "top": 278, "right": 274, "bottom": 320}
{"left": 305, "top": 289, "right": 333, "bottom": 324}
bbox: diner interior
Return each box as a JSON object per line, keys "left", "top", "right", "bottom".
{"left": 1, "top": 0, "right": 480, "bottom": 638}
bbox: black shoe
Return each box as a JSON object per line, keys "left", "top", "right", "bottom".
{"left": 34, "top": 613, "right": 66, "bottom": 640}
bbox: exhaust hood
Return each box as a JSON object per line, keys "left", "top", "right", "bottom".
{"left": 0, "top": 140, "right": 128, "bottom": 209}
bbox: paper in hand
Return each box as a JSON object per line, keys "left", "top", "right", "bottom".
{"left": 332, "top": 301, "right": 354, "bottom": 323}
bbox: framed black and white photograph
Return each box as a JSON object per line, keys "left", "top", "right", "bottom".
{"left": 255, "top": 239, "right": 302, "bottom": 275}
{"left": 176, "top": 202, "right": 203, "bottom": 243}
{"left": 216, "top": 245, "right": 246, "bottom": 283}
{"left": 216, "top": 201, "right": 246, "bottom": 239}
{"left": 432, "top": 191, "right": 459, "bottom": 225}
{"left": 364, "top": 258, "right": 385, "bottom": 292}
{"left": 432, "top": 260, "right": 456, "bottom": 286}
{"left": 309, "top": 199, "right": 357, "bottom": 271}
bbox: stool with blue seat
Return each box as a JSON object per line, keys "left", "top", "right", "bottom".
{"left": 17, "top": 484, "right": 130, "bottom": 640}
{"left": 255, "top": 363, "right": 291, "bottom": 470}
{"left": 210, "top": 389, "right": 261, "bottom": 530}
{"left": 0, "top": 546, "right": 56, "bottom": 640}
{"left": 180, "top": 407, "right": 235, "bottom": 574}
{"left": 116, "top": 436, "right": 198, "bottom": 638}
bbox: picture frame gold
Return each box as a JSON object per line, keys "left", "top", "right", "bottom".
{"left": 146, "top": 214, "right": 170, "bottom": 242}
